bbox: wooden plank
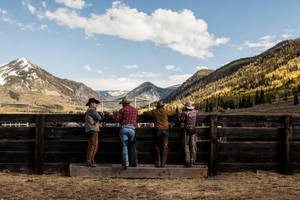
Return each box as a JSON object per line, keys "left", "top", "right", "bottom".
{"left": 293, "top": 128, "right": 300, "bottom": 141}
{"left": 44, "top": 114, "right": 84, "bottom": 123}
{"left": 218, "top": 127, "right": 284, "bottom": 141}
{"left": 218, "top": 141, "right": 280, "bottom": 152}
{"left": 215, "top": 115, "right": 284, "bottom": 128}
{"left": 43, "top": 152, "right": 188, "bottom": 164}
{"left": 0, "top": 114, "right": 36, "bottom": 123}
{"left": 0, "top": 162, "right": 33, "bottom": 173}
{"left": 0, "top": 140, "right": 35, "bottom": 151}
{"left": 35, "top": 114, "right": 45, "bottom": 174}
{"left": 0, "top": 128, "right": 35, "bottom": 139}
{"left": 218, "top": 162, "right": 280, "bottom": 172}
{"left": 45, "top": 140, "right": 194, "bottom": 153}
{"left": 0, "top": 151, "right": 34, "bottom": 162}
{"left": 291, "top": 152, "right": 300, "bottom": 162}
{"left": 218, "top": 152, "right": 279, "bottom": 163}
{"left": 291, "top": 141, "right": 300, "bottom": 152}
{"left": 69, "top": 163, "right": 208, "bottom": 178}
{"left": 293, "top": 116, "right": 300, "bottom": 125}
{"left": 209, "top": 115, "right": 217, "bottom": 176}
{"left": 284, "top": 116, "right": 293, "bottom": 174}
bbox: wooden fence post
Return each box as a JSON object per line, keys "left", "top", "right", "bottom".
{"left": 209, "top": 115, "right": 218, "bottom": 176}
{"left": 284, "top": 116, "right": 293, "bottom": 174}
{"left": 35, "top": 114, "right": 45, "bottom": 174}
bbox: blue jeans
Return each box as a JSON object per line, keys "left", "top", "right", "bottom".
{"left": 120, "top": 125, "right": 136, "bottom": 166}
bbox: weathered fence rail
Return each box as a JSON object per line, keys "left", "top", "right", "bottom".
{"left": 0, "top": 114, "right": 300, "bottom": 175}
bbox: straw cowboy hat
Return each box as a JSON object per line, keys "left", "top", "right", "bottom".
{"left": 86, "top": 98, "right": 100, "bottom": 106}
{"left": 119, "top": 97, "right": 132, "bottom": 104}
{"left": 184, "top": 101, "right": 195, "bottom": 110}
{"left": 157, "top": 101, "right": 165, "bottom": 107}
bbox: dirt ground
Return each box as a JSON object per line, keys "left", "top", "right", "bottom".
{"left": 0, "top": 171, "right": 299, "bottom": 200}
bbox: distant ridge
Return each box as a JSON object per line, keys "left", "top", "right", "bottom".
{"left": 0, "top": 58, "right": 105, "bottom": 112}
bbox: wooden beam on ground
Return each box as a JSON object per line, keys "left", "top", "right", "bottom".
{"left": 69, "top": 164, "right": 208, "bottom": 179}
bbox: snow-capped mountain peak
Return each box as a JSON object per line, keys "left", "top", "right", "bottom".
{"left": 0, "top": 57, "right": 38, "bottom": 86}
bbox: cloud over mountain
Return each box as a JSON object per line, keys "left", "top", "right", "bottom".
{"left": 41, "top": 1, "right": 229, "bottom": 59}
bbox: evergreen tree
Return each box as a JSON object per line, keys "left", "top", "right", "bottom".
{"left": 255, "top": 90, "right": 260, "bottom": 105}
{"left": 260, "top": 90, "right": 265, "bottom": 104}
{"left": 294, "top": 90, "right": 299, "bottom": 105}
{"left": 205, "top": 99, "right": 209, "bottom": 112}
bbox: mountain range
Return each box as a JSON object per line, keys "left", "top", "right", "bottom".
{"left": 0, "top": 58, "right": 104, "bottom": 112}
{"left": 164, "top": 38, "right": 300, "bottom": 111}
{"left": 1, "top": 37, "right": 299, "bottom": 113}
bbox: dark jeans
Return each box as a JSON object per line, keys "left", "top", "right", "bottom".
{"left": 183, "top": 129, "right": 197, "bottom": 163}
{"left": 154, "top": 130, "right": 169, "bottom": 167}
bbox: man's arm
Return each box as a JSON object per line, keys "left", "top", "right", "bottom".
{"left": 167, "top": 110, "right": 177, "bottom": 116}
{"left": 178, "top": 112, "right": 186, "bottom": 122}
{"left": 89, "top": 109, "right": 102, "bottom": 121}
{"left": 143, "top": 110, "right": 153, "bottom": 117}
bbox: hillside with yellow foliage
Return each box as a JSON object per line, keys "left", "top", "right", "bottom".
{"left": 164, "top": 38, "right": 300, "bottom": 112}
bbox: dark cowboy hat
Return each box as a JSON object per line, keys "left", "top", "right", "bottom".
{"left": 119, "top": 97, "right": 132, "bottom": 104}
{"left": 157, "top": 101, "right": 165, "bottom": 107}
{"left": 86, "top": 98, "right": 100, "bottom": 106}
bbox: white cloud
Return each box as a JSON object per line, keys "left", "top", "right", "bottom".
{"left": 27, "top": 3, "right": 36, "bottom": 14}
{"left": 38, "top": 24, "right": 47, "bottom": 30}
{"left": 0, "top": 8, "right": 35, "bottom": 31}
{"left": 129, "top": 72, "right": 162, "bottom": 78}
{"left": 282, "top": 33, "right": 293, "bottom": 38}
{"left": 244, "top": 35, "right": 278, "bottom": 51}
{"left": 168, "top": 74, "right": 192, "bottom": 82}
{"left": 41, "top": 2, "right": 229, "bottom": 59}
{"left": 124, "top": 64, "right": 139, "bottom": 69}
{"left": 78, "top": 73, "right": 191, "bottom": 90}
{"left": 0, "top": 8, "right": 7, "bottom": 15}
{"left": 97, "top": 70, "right": 103, "bottom": 74}
{"left": 84, "top": 65, "right": 91, "bottom": 71}
{"left": 195, "top": 66, "right": 208, "bottom": 70}
{"left": 55, "top": 0, "right": 86, "bottom": 10}
{"left": 165, "top": 65, "right": 181, "bottom": 72}
{"left": 237, "top": 46, "right": 243, "bottom": 51}
{"left": 42, "top": 1, "right": 47, "bottom": 8}
{"left": 17, "top": 23, "right": 34, "bottom": 31}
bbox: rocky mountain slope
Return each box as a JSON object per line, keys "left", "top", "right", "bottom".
{"left": 126, "top": 82, "right": 177, "bottom": 103}
{"left": 164, "top": 69, "right": 214, "bottom": 102}
{"left": 97, "top": 90, "right": 129, "bottom": 99}
{"left": 0, "top": 58, "right": 105, "bottom": 112}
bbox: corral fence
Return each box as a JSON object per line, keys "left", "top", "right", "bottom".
{"left": 0, "top": 114, "right": 299, "bottom": 176}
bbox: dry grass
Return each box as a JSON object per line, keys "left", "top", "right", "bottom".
{"left": 0, "top": 171, "right": 300, "bottom": 200}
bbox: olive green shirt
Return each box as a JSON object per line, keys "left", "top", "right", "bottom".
{"left": 143, "top": 107, "right": 176, "bottom": 130}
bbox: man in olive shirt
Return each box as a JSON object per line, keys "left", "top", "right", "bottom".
{"left": 85, "top": 98, "right": 103, "bottom": 167}
{"left": 143, "top": 101, "right": 176, "bottom": 167}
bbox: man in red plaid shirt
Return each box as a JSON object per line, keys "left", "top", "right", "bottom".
{"left": 110, "top": 97, "right": 138, "bottom": 168}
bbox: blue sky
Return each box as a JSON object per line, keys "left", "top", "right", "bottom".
{"left": 0, "top": 0, "right": 300, "bottom": 90}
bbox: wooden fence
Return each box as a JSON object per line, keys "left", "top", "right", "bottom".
{"left": 0, "top": 114, "right": 299, "bottom": 176}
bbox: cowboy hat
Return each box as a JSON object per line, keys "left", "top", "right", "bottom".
{"left": 157, "top": 101, "right": 165, "bottom": 107}
{"left": 184, "top": 101, "right": 195, "bottom": 109}
{"left": 119, "top": 97, "right": 132, "bottom": 104}
{"left": 86, "top": 98, "right": 100, "bottom": 106}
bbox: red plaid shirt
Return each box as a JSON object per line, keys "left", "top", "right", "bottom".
{"left": 112, "top": 104, "right": 138, "bottom": 125}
